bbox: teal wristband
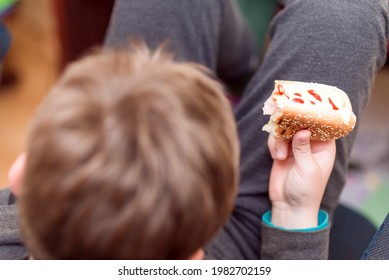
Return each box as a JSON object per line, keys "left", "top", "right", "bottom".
{"left": 262, "top": 209, "right": 329, "bottom": 232}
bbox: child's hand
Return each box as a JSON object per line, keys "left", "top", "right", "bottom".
{"left": 267, "top": 130, "right": 336, "bottom": 229}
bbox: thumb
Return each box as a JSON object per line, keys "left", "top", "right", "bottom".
{"left": 292, "top": 130, "right": 313, "bottom": 169}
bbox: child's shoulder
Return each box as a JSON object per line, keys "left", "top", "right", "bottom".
{"left": 0, "top": 189, "right": 28, "bottom": 259}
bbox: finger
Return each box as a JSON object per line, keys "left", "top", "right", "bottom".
{"left": 292, "top": 130, "right": 314, "bottom": 169}
{"left": 312, "top": 139, "right": 336, "bottom": 170}
{"left": 8, "top": 153, "right": 27, "bottom": 197}
{"left": 311, "top": 138, "right": 336, "bottom": 155}
{"left": 268, "top": 135, "right": 289, "bottom": 160}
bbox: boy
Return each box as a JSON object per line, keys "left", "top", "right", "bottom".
{"left": 1, "top": 43, "right": 335, "bottom": 259}
{"left": 104, "top": 0, "right": 389, "bottom": 259}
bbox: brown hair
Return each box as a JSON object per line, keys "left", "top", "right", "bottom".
{"left": 18, "top": 43, "right": 239, "bottom": 259}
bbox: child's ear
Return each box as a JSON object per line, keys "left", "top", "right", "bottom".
{"left": 188, "top": 249, "right": 204, "bottom": 260}
{"left": 8, "top": 153, "right": 27, "bottom": 197}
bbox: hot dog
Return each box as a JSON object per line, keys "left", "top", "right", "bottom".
{"left": 262, "top": 80, "right": 357, "bottom": 141}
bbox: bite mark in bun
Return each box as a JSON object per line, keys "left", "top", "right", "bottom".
{"left": 262, "top": 80, "right": 357, "bottom": 141}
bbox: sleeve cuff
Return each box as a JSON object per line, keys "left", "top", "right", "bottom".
{"left": 262, "top": 209, "right": 329, "bottom": 232}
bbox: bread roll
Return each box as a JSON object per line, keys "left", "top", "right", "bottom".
{"left": 262, "top": 80, "right": 356, "bottom": 141}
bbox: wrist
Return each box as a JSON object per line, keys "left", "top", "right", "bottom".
{"left": 262, "top": 210, "right": 329, "bottom": 232}
{"left": 271, "top": 203, "right": 319, "bottom": 229}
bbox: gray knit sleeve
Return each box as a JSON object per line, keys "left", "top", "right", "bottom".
{"left": 0, "top": 188, "right": 27, "bottom": 259}
{"left": 261, "top": 222, "right": 330, "bottom": 260}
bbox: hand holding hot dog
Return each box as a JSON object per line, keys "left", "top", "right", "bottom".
{"left": 268, "top": 130, "right": 336, "bottom": 229}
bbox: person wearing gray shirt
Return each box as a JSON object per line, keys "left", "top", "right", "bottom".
{"left": 0, "top": 0, "right": 388, "bottom": 260}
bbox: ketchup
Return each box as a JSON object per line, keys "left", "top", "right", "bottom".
{"left": 277, "top": 84, "right": 285, "bottom": 95}
{"left": 308, "top": 89, "right": 322, "bottom": 102}
{"left": 293, "top": 98, "right": 304, "bottom": 104}
{"left": 328, "top": 97, "right": 339, "bottom": 110}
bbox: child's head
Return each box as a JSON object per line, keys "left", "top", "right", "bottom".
{"left": 18, "top": 43, "right": 239, "bottom": 259}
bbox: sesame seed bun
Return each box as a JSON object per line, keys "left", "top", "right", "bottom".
{"left": 262, "top": 80, "right": 357, "bottom": 141}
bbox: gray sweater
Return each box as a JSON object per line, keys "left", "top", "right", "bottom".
{"left": 0, "top": 188, "right": 27, "bottom": 259}
{"left": 0, "top": 188, "right": 329, "bottom": 259}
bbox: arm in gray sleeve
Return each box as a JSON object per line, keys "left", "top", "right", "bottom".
{"left": 206, "top": 0, "right": 389, "bottom": 259}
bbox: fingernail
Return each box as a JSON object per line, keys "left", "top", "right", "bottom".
{"left": 276, "top": 150, "right": 284, "bottom": 159}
